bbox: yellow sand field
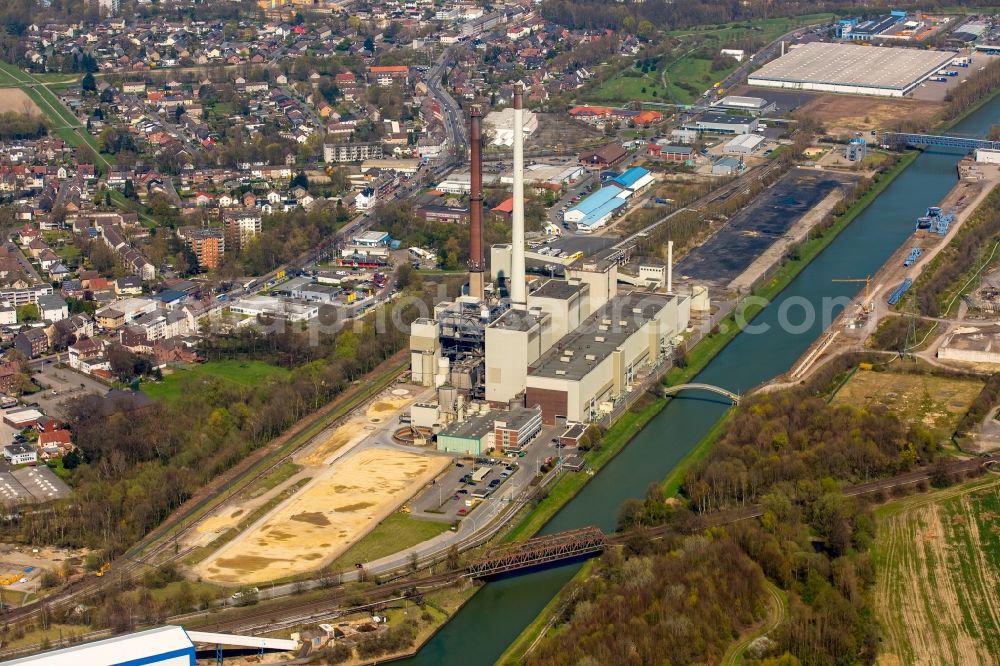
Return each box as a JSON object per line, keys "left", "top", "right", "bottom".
{"left": 196, "top": 448, "right": 449, "bottom": 584}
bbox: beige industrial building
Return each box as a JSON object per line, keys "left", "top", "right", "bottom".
{"left": 525, "top": 291, "right": 691, "bottom": 424}
{"left": 485, "top": 308, "right": 552, "bottom": 405}
{"left": 410, "top": 318, "right": 442, "bottom": 387}
{"left": 938, "top": 325, "right": 1000, "bottom": 365}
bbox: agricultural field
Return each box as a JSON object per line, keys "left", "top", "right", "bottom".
{"left": 142, "top": 361, "right": 291, "bottom": 402}
{"left": 0, "top": 88, "right": 40, "bottom": 115}
{"left": 832, "top": 370, "right": 982, "bottom": 433}
{"left": 873, "top": 476, "right": 1000, "bottom": 665}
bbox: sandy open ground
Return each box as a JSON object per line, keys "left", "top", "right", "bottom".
{"left": 795, "top": 94, "right": 939, "bottom": 134}
{"left": 196, "top": 447, "right": 449, "bottom": 584}
{"left": 0, "top": 88, "right": 40, "bottom": 115}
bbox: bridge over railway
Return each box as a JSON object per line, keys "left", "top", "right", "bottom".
{"left": 662, "top": 383, "right": 741, "bottom": 404}
{"left": 882, "top": 132, "right": 1000, "bottom": 152}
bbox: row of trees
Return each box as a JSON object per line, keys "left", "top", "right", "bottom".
{"left": 942, "top": 56, "right": 1000, "bottom": 121}
{"left": 0, "top": 110, "right": 47, "bottom": 140}
{"left": 540, "top": 0, "right": 931, "bottom": 32}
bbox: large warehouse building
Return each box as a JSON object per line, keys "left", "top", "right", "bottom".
{"left": 747, "top": 42, "right": 957, "bottom": 97}
{"left": 5, "top": 625, "right": 298, "bottom": 665}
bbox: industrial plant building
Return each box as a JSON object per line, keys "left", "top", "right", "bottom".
{"left": 5, "top": 625, "right": 297, "bottom": 665}
{"left": 563, "top": 167, "right": 655, "bottom": 232}
{"left": 684, "top": 112, "right": 758, "bottom": 135}
{"left": 711, "top": 95, "right": 776, "bottom": 116}
{"left": 525, "top": 291, "right": 689, "bottom": 424}
{"left": 407, "top": 84, "right": 701, "bottom": 457}
{"left": 747, "top": 42, "right": 957, "bottom": 97}
{"left": 938, "top": 325, "right": 1000, "bottom": 366}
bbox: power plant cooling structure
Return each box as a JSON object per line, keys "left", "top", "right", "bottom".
{"left": 510, "top": 84, "right": 527, "bottom": 310}
{"left": 468, "top": 105, "right": 485, "bottom": 299}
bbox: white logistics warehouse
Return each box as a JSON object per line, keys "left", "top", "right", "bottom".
{"left": 3, "top": 625, "right": 298, "bottom": 665}
{"left": 747, "top": 42, "right": 957, "bottom": 97}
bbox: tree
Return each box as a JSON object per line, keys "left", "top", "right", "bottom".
{"left": 62, "top": 449, "right": 80, "bottom": 470}
{"left": 290, "top": 171, "right": 309, "bottom": 190}
{"left": 395, "top": 262, "right": 418, "bottom": 290}
{"left": 16, "top": 303, "right": 38, "bottom": 322}
{"left": 107, "top": 343, "right": 137, "bottom": 383}
{"left": 81, "top": 72, "right": 96, "bottom": 92}
{"left": 174, "top": 104, "right": 185, "bottom": 123}
{"left": 364, "top": 36, "right": 376, "bottom": 53}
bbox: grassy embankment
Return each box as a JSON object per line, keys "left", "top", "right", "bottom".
{"left": 495, "top": 150, "right": 919, "bottom": 664}
{"left": 326, "top": 513, "right": 452, "bottom": 572}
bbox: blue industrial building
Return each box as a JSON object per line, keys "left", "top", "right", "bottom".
{"left": 563, "top": 185, "right": 628, "bottom": 232}
{"left": 611, "top": 166, "right": 654, "bottom": 191}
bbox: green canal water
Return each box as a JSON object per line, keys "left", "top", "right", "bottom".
{"left": 399, "top": 94, "right": 1000, "bottom": 666}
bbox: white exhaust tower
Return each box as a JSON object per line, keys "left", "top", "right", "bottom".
{"left": 510, "top": 84, "right": 527, "bottom": 309}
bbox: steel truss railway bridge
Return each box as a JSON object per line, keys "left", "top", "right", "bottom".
{"left": 882, "top": 132, "right": 1000, "bottom": 152}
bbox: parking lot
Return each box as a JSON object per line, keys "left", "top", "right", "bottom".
{"left": 28, "top": 361, "right": 108, "bottom": 417}
{"left": 407, "top": 423, "right": 579, "bottom": 523}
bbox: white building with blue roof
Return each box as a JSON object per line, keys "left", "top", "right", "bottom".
{"left": 611, "top": 166, "right": 655, "bottom": 193}
{"left": 563, "top": 167, "right": 656, "bottom": 233}
{"left": 563, "top": 185, "right": 629, "bottom": 232}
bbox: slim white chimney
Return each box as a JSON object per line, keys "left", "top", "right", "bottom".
{"left": 780, "top": 41, "right": 785, "bottom": 57}
{"left": 510, "top": 84, "right": 527, "bottom": 310}
{"left": 667, "top": 240, "right": 673, "bottom": 294}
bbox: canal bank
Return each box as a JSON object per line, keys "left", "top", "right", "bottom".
{"left": 394, "top": 93, "right": 1000, "bottom": 666}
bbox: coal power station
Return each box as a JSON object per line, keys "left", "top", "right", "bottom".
{"left": 408, "top": 83, "right": 703, "bottom": 444}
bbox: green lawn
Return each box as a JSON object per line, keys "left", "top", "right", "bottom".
{"left": 326, "top": 513, "right": 451, "bottom": 571}
{"left": 588, "top": 69, "right": 667, "bottom": 104}
{"left": 663, "top": 55, "right": 740, "bottom": 104}
{"left": 141, "top": 361, "right": 291, "bottom": 402}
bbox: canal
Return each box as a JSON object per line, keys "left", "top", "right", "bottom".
{"left": 399, "top": 94, "right": 1000, "bottom": 666}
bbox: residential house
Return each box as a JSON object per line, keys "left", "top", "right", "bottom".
{"left": 14, "top": 327, "right": 48, "bottom": 359}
